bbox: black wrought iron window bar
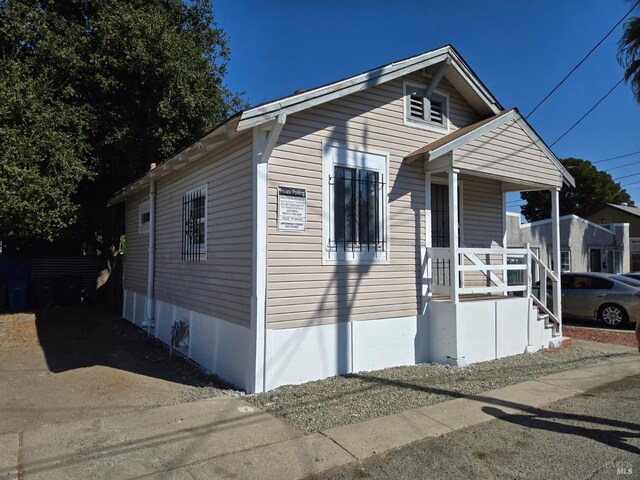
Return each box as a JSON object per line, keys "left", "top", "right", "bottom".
{"left": 328, "top": 166, "right": 386, "bottom": 253}
{"left": 182, "top": 188, "right": 206, "bottom": 261}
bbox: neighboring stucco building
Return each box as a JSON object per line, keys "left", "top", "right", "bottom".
{"left": 109, "top": 46, "right": 574, "bottom": 393}
{"left": 586, "top": 203, "right": 640, "bottom": 271}
{"left": 507, "top": 213, "right": 630, "bottom": 275}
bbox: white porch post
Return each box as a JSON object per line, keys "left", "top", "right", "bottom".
{"left": 551, "top": 187, "right": 562, "bottom": 335}
{"left": 502, "top": 190, "right": 508, "bottom": 296}
{"left": 422, "top": 168, "right": 432, "bottom": 314}
{"left": 449, "top": 169, "right": 459, "bottom": 304}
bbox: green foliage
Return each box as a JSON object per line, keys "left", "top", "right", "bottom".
{"left": 0, "top": 0, "right": 244, "bottom": 243}
{"left": 520, "top": 158, "right": 633, "bottom": 222}
{"left": 618, "top": 3, "right": 640, "bottom": 102}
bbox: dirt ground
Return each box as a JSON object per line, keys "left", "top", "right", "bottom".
{"left": 563, "top": 318, "right": 638, "bottom": 348}
{"left": 0, "top": 305, "right": 239, "bottom": 435}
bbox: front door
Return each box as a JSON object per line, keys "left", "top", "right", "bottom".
{"left": 589, "top": 248, "right": 602, "bottom": 272}
{"left": 431, "top": 184, "right": 450, "bottom": 247}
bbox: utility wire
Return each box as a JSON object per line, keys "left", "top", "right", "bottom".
{"left": 525, "top": 0, "right": 639, "bottom": 119}
{"left": 614, "top": 171, "right": 640, "bottom": 182}
{"left": 621, "top": 179, "right": 640, "bottom": 188}
{"left": 549, "top": 77, "right": 624, "bottom": 147}
{"left": 593, "top": 149, "right": 640, "bottom": 164}
{"left": 603, "top": 159, "right": 640, "bottom": 172}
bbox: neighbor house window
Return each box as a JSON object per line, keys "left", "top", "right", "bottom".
{"left": 607, "top": 250, "right": 622, "bottom": 274}
{"left": 631, "top": 238, "right": 640, "bottom": 254}
{"left": 323, "top": 145, "right": 388, "bottom": 262}
{"left": 138, "top": 201, "right": 150, "bottom": 233}
{"left": 404, "top": 82, "right": 449, "bottom": 130}
{"left": 182, "top": 185, "right": 207, "bottom": 261}
{"left": 549, "top": 250, "right": 571, "bottom": 273}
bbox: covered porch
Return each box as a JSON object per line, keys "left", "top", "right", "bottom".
{"left": 406, "top": 109, "right": 575, "bottom": 365}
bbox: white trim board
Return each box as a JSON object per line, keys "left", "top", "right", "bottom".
{"left": 237, "top": 46, "right": 501, "bottom": 131}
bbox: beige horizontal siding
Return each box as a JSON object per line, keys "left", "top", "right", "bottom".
{"left": 150, "top": 132, "right": 253, "bottom": 328}
{"left": 123, "top": 190, "right": 149, "bottom": 294}
{"left": 266, "top": 73, "right": 479, "bottom": 329}
{"left": 454, "top": 120, "right": 563, "bottom": 187}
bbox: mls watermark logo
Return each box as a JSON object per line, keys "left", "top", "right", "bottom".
{"left": 606, "top": 460, "right": 633, "bottom": 475}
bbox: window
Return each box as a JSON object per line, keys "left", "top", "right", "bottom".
{"left": 323, "top": 145, "right": 388, "bottom": 262}
{"left": 182, "top": 185, "right": 207, "bottom": 261}
{"left": 563, "top": 274, "right": 613, "bottom": 290}
{"left": 631, "top": 238, "right": 640, "bottom": 254}
{"left": 138, "top": 201, "right": 150, "bottom": 233}
{"left": 404, "top": 82, "right": 448, "bottom": 130}
{"left": 607, "top": 250, "right": 622, "bottom": 274}
{"left": 549, "top": 250, "right": 571, "bottom": 273}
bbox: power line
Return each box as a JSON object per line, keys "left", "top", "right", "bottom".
{"left": 525, "top": 0, "right": 639, "bottom": 119}
{"left": 614, "top": 171, "right": 640, "bottom": 182}
{"left": 524, "top": 0, "right": 640, "bottom": 120}
{"left": 549, "top": 77, "right": 624, "bottom": 147}
{"left": 593, "top": 149, "right": 640, "bottom": 164}
{"left": 602, "top": 159, "right": 640, "bottom": 172}
{"left": 621, "top": 179, "right": 640, "bottom": 188}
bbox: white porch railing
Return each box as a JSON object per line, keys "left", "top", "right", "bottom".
{"left": 424, "top": 245, "right": 561, "bottom": 333}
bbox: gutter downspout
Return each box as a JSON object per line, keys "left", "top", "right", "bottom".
{"left": 143, "top": 176, "right": 157, "bottom": 333}
{"left": 248, "top": 114, "right": 286, "bottom": 394}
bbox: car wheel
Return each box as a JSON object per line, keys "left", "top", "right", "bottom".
{"left": 598, "top": 304, "right": 629, "bottom": 327}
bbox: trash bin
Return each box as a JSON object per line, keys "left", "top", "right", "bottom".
{"left": 57, "top": 276, "right": 81, "bottom": 305}
{"left": 0, "top": 281, "right": 7, "bottom": 312}
{"left": 8, "top": 279, "right": 29, "bottom": 311}
{"left": 32, "top": 278, "right": 56, "bottom": 307}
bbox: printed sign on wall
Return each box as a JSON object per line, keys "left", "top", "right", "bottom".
{"left": 277, "top": 186, "right": 306, "bottom": 232}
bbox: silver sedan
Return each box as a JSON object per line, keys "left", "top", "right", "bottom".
{"left": 560, "top": 272, "right": 640, "bottom": 327}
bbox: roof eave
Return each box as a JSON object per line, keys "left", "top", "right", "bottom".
{"left": 107, "top": 116, "right": 241, "bottom": 206}
{"left": 237, "top": 45, "right": 502, "bottom": 132}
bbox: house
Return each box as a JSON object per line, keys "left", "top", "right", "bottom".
{"left": 108, "top": 45, "right": 575, "bottom": 393}
{"left": 507, "top": 213, "right": 629, "bottom": 276}
{"left": 586, "top": 203, "right": 640, "bottom": 271}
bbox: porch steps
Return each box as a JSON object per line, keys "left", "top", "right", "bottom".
{"left": 536, "top": 311, "right": 560, "bottom": 337}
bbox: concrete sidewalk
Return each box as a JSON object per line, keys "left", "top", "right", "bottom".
{"left": 1, "top": 341, "right": 638, "bottom": 480}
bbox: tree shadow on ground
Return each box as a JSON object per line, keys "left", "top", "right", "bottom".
{"left": 29, "top": 304, "right": 232, "bottom": 389}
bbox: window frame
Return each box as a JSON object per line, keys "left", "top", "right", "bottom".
{"left": 138, "top": 201, "right": 150, "bottom": 234}
{"left": 549, "top": 249, "right": 571, "bottom": 273}
{"left": 322, "top": 143, "right": 389, "bottom": 264}
{"left": 606, "top": 249, "right": 622, "bottom": 274}
{"left": 403, "top": 80, "right": 450, "bottom": 133}
{"left": 631, "top": 237, "right": 640, "bottom": 255}
{"left": 182, "top": 184, "right": 208, "bottom": 261}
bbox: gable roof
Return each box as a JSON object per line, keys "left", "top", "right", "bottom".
{"left": 405, "top": 108, "right": 576, "bottom": 187}
{"left": 602, "top": 203, "right": 640, "bottom": 218}
{"left": 236, "top": 45, "right": 502, "bottom": 131}
{"left": 108, "top": 46, "right": 511, "bottom": 205}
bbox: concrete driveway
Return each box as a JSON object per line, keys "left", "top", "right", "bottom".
{"left": 0, "top": 305, "right": 237, "bottom": 434}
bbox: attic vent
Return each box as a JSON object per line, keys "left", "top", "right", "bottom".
{"left": 405, "top": 84, "right": 448, "bottom": 129}
{"left": 410, "top": 93, "right": 424, "bottom": 119}
{"left": 430, "top": 99, "right": 444, "bottom": 124}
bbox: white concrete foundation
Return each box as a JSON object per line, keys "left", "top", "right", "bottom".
{"left": 123, "top": 289, "right": 250, "bottom": 390}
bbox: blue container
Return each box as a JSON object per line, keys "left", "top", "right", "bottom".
{"left": 8, "top": 279, "right": 29, "bottom": 311}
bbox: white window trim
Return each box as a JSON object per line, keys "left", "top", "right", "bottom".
{"left": 605, "top": 248, "right": 622, "bottom": 274}
{"left": 549, "top": 249, "right": 571, "bottom": 273}
{"left": 138, "top": 201, "right": 150, "bottom": 234}
{"left": 402, "top": 80, "right": 450, "bottom": 133}
{"left": 183, "top": 184, "right": 208, "bottom": 260}
{"left": 322, "top": 143, "right": 389, "bottom": 264}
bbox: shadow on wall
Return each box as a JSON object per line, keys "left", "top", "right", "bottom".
{"left": 26, "top": 304, "right": 231, "bottom": 388}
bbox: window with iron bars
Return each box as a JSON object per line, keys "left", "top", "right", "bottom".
{"left": 328, "top": 166, "right": 386, "bottom": 255}
{"left": 182, "top": 186, "right": 207, "bottom": 261}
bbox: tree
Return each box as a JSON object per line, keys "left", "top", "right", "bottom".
{"left": 0, "top": 0, "right": 244, "bottom": 246}
{"left": 618, "top": 1, "right": 640, "bottom": 102}
{"left": 520, "top": 158, "right": 633, "bottom": 222}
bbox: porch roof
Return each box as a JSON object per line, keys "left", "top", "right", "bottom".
{"left": 405, "top": 108, "right": 575, "bottom": 188}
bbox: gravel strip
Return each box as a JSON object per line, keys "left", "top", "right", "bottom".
{"left": 247, "top": 345, "right": 623, "bottom": 433}
{"left": 564, "top": 325, "right": 637, "bottom": 348}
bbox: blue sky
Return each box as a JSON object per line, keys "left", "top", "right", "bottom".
{"left": 216, "top": 1, "right": 640, "bottom": 212}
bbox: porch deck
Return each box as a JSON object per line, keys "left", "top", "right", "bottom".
{"left": 431, "top": 293, "right": 515, "bottom": 302}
